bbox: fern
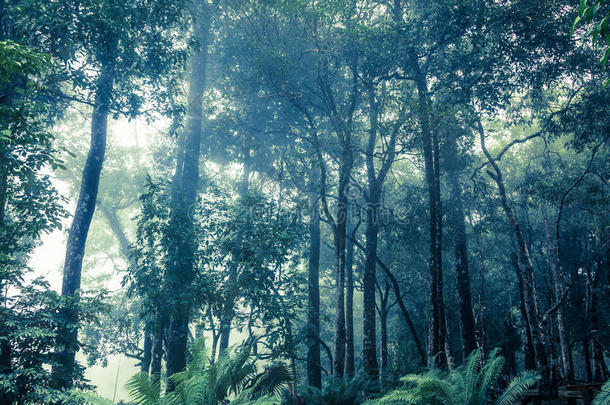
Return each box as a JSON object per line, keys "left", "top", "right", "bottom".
{"left": 474, "top": 350, "right": 505, "bottom": 405}
{"left": 126, "top": 372, "right": 162, "bottom": 405}
{"left": 464, "top": 348, "right": 483, "bottom": 403}
{"left": 68, "top": 389, "right": 115, "bottom": 405}
{"left": 593, "top": 379, "right": 610, "bottom": 405}
{"left": 377, "top": 348, "right": 539, "bottom": 405}
{"left": 495, "top": 371, "right": 540, "bottom": 405}
{"left": 127, "top": 337, "right": 289, "bottom": 405}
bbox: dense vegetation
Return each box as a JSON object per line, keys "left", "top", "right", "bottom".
{"left": 1, "top": 0, "right": 609, "bottom": 403}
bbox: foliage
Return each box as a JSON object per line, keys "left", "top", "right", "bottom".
{"left": 126, "top": 337, "right": 290, "bottom": 405}
{"left": 64, "top": 389, "right": 115, "bottom": 405}
{"left": 572, "top": 0, "right": 610, "bottom": 86}
{"left": 375, "top": 349, "right": 539, "bottom": 405}
{"left": 295, "top": 374, "right": 370, "bottom": 405}
{"left": 0, "top": 278, "right": 108, "bottom": 403}
{"left": 594, "top": 379, "right": 610, "bottom": 405}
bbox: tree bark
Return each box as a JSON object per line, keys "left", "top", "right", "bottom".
{"left": 98, "top": 202, "right": 135, "bottom": 269}
{"left": 414, "top": 68, "right": 446, "bottom": 368}
{"left": 218, "top": 158, "right": 250, "bottom": 352}
{"left": 542, "top": 205, "right": 574, "bottom": 382}
{"left": 333, "top": 154, "right": 350, "bottom": 377}
{"left": 445, "top": 131, "right": 477, "bottom": 361}
{"left": 348, "top": 235, "right": 427, "bottom": 365}
{"left": 306, "top": 174, "right": 322, "bottom": 388}
{"left": 141, "top": 328, "right": 152, "bottom": 373}
{"left": 163, "top": 7, "right": 209, "bottom": 387}
{"left": 478, "top": 118, "right": 551, "bottom": 396}
{"left": 345, "top": 203, "right": 356, "bottom": 378}
{"left": 362, "top": 87, "right": 399, "bottom": 385}
{"left": 377, "top": 281, "right": 391, "bottom": 389}
{"left": 52, "top": 59, "right": 115, "bottom": 389}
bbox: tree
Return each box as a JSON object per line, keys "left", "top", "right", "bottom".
{"left": 162, "top": 2, "right": 210, "bottom": 386}
{"left": 0, "top": 0, "right": 190, "bottom": 388}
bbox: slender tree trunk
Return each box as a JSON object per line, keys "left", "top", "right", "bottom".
{"left": 378, "top": 281, "right": 391, "bottom": 389}
{"left": 218, "top": 160, "right": 250, "bottom": 352}
{"left": 98, "top": 202, "right": 135, "bottom": 268}
{"left": 513, "top": 252, "right": 537, "bottom": 370}
{"left": 52, "top": 59, "right": 115, "bottom": 389}
{"left": 307, "top": 177, "right": 322, "bottom": 388}
{"left": 362, "top": 87, "right": 398, "bottom": 385}
{"left": 414, "top": 69, "right": 446, "bottom": 368}
{"left": 584, "top": 336, "right": 593, "bottom": 382}
{"left": 445, "top": 131, "right": 477, "bottom": 361}
{"left": 478, "top": 119, "right": 551, "bottom": 396}
{"left": 345, "top": 204, "right": 355, "bottom": 378}
{"left": 163, "top": 8, "right": 209, "bottom": 387}
{"left": 475, "top": 230, "right": 488, "bottom": 355}
{"left": 542, "top": 205, "right": 574, "bottom": 382}
{"left": 589, "top": 260, "right": 608, "bottom": 382}
{"left": 333, "top": 146, "right": 352, "bottom": 377}
{"left": 348, "top": 236, "right": 427, "bottom": 365}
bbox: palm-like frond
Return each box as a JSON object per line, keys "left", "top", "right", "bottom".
{"left": 475, "top": 351, "right": 505, "bottom": 405}
{"left": 214, "top": 342, "right": 257, "bottom": 399}
{"left": 127, "top": 338, "right": 290, "bottom": 405}
{"left": 245, "top": 363, "right": 291, "bottom": 398}
{"left": 593, "top": 379, "right": 610, "bottom": 405}
{"left": 126, "top": 372, "right": 162, "bottom": 405}
{"left": 379, "top": 347, "right": 540, "bottom": 405}
{"left": 464, "top": 348, "right": 483, "bottom": 403}
{"left": 397, "top": 371, "right": 457, "bottom": 405}
{"left": 495, "top": 371, "right": 540, "bottom": 405}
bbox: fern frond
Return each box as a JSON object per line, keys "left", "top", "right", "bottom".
{"left": 125, "top": 372, "right": 161, "bottom": 405}
{"left": 593, "top": 379, "right": 610, "bottom": 405}
{"left": 475, "top": 353, "right": 505, "bottom": 405}
{"left": 246, "top": 363, "right": 291, "bottom": 399}
{"left": 465, "top": 348, "right": 483, "bottom": 403}
{"left": 69, "top": 389, "right": 114, "bottom": 405}
{"left": 495, "top": 371, "right": 540, "bottom": 405}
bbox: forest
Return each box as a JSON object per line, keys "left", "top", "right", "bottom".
{"left": 1, "top": 0, "right": 609, "bottom": 403}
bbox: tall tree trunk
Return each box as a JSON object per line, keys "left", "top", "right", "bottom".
{"left": 542, "top": 205, "right": 574, "bottom": 382}
{"left": 333, "top": 154, "right": 350, "bottom": 377}
{"left": 377, "top": 281, "right": 391, "bottom": 389}
{"left": 163, "top": 8, "right": 209, "bottom": 387}
{"left": 307, "top": 175, "right": 322, "bottom": 388}
{"left": 478, "top": 119, "right": 551, "bottom": 396}
{"left": 52, "top": 59, "right": 115, "bottom": 389}
{"left": 218, "top": 159, "right": 250, "bottom": 352}
{"left": 513, "top": 251, "right": 537, "bottom": 370}
{"left": 345, "top": 204, "right": 356, "bottom": 378}
{"left": 348, "top": 236, "right": 427, "bottom": 365}
{"left": 445, "top": 131, "right": 477, "bottom": 361}
{"left": 98, "top": 202, "right": 135, "bottom": 269}
{"left": 141, "top": 328, "right": 152, "bottom": 373}
{"left": 414, "top": 68, "right": 446, "bottom": 368}
{"left": 363, "top": 199, "right": 380, "bottom": 385}
{"left": 362, "top": 87, "right": 398, "bottom": 385}
{"left": 362, "top": 94, "right": 380, "bottom": 381}
{"left": 150, "top": 327, "right": 163, "bottom": 377}
{"left": 589, "top": 259, "right": 609, "bottom": 382}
